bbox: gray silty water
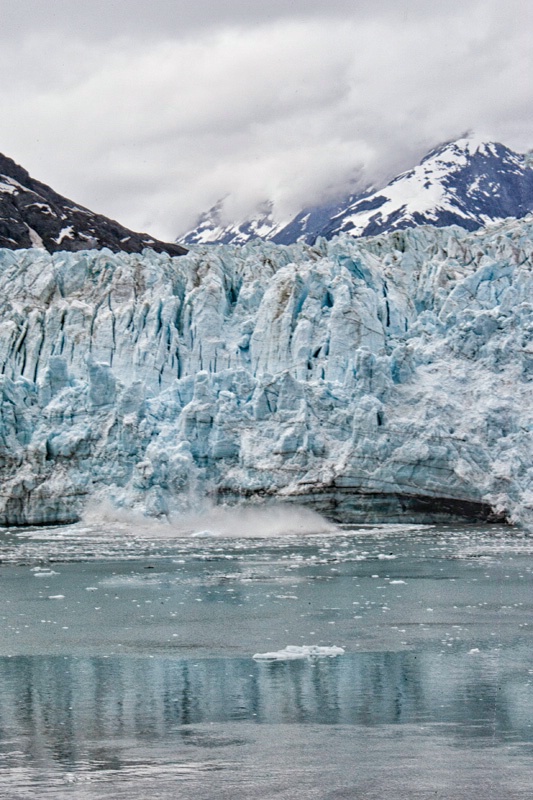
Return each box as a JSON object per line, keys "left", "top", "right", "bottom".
{"left": 0, "top": 519, "right": 532, "bottom": 797}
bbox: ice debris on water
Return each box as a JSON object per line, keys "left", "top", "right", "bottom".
{"left": 253, "top": 645, "right": 345, "bottom": 660}
{"left": 0, "top": 214, "right": 532, "bottom": 529}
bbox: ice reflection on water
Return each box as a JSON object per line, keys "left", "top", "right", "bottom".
{"left": 0, "top": 520, "right": 533, "bottom": 798}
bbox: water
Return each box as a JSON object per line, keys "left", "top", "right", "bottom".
{"left": 0, "top": 515, "right": 532, "bottom": 798}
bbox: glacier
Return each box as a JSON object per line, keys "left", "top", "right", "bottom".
{"left": 0, "top": 215, "right": 532, "bottom": 529}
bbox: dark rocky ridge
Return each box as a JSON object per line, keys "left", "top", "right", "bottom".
{"left": 0, "top": 153, "right": 186, "bottom": 256}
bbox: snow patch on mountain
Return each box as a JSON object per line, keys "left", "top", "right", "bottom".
{"left": 0, "top": 215, "right": 532, "bottom": 529}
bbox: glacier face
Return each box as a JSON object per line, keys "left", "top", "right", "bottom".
{"left": 0, "top": 216, "right": 532, "bottom": 529}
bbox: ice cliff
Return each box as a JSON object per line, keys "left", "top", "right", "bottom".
{"left": 0, "top": 215, "right": 532, "bottom": 528}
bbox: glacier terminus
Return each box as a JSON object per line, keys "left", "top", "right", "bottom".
{"left": 0, "top": 214, "right": 531, "bottom": 529}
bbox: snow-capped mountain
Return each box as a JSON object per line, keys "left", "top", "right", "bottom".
{"left": 0, "top": 215, "right": 531, "bottom": 529}
{"left": 181, "top": 193, "right": 365, "bottom": 246}
{"left": 182, "top": 199, "right": 288, "bottom": 246}
{"left": 324, "top": 137, "right": 533, "bottom": 238}
{"left": 0, "top": 153, "right": 186, "bottom": 256}
{"left": 270, "top": 191, "right": 367, "bottom": 245}
{"left": 179, "top": 137, "right": 533, "bottom": 246}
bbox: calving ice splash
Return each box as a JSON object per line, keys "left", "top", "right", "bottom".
{"left": 81, "top": 502, "right": 337, "bottom": 538}
{"left": 0, "top": 214, "right": 531, "bottom": 529}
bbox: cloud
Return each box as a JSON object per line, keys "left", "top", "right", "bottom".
{"left": 0, "top": 0, "right": 531, "bottom": 239}
{"left": 0, "top": 0, "right": 479, "bottom": 41}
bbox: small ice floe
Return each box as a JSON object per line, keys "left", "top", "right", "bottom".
{"left": 253, "top": 645, "right": 345, "bottom": 661}
{"left": 468, "top": 648, "right": 480, "bottom": 654}
{"left": 191, "top": 530, "right": 220, "bottom": 538}
{"left": 85, "top": 587, "right": 98, "bottom": 592}
{"left": 47, "top": 595, "right": 65, "bottom": 600}
{"left": 33, "top": 570, "right": 59, "bottom": 577}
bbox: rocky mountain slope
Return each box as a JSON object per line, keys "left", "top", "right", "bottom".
{"left": 0, "top": 215, "right": 531, "bottom": 529}
{"left": 0, "top": 153, "right": 186, "bottom": 256}
{"left": 180, "top": 137, "right": 533, "bottom": 246}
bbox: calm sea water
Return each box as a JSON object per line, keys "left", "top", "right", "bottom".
{"left": 0, "top": 513, "right": 532, "bottom": 798}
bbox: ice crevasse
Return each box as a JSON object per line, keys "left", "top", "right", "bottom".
{"left": 0, "top": 215, "right": 531, "bottom": 528}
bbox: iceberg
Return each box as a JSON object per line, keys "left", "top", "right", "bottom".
{"left": 253, "top": 645, "right": 345, "bottom": 660}
{"left": 0, "top": 215, "right": 531, "bottom": 529}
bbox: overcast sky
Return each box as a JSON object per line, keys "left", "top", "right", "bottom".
{"left": 0, "top": 0, "right": 531, "bottom": 240}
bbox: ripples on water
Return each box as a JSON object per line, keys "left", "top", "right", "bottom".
{"left": 0, "top": 511, "right": 532, "bottom": 798}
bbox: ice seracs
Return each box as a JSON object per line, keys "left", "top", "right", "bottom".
{"left": 0, "top": 213, "right": 532, "bottom": 529}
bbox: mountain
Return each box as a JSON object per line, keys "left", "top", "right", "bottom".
{"left": 181, "top": 199, "right": 288, "bottom": 246}
{"left": 0, "top": 153, "right": 186, "bottom": 256}
{"left": 181, "top": 193, "right": 365, "bottom": 247}
{"left": 0, "top": 215, "right": 531, "bottom": 529}
{"left": 323, "top": 137, "right": 533, "bottom": 238}
{"left": 179, "top": 137, "right": 533, "bottom": 246}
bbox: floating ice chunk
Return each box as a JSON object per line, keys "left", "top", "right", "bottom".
{"left": 191, "top": 530, "right": 220, "bottom": 538}
{"left": 47, "top": 594, "right": 65, "bottom": 600}
{"left": 34, "top": 570, "right": 59, "bottom": 577}
{"left": 85, "top": 586, "right": 98, "bottom": 591}
{"left": 253, "top": 645, "right": 345, "bottom": 660}
{"left": 468, "top": 648, "right": 480, "bottom": 654}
